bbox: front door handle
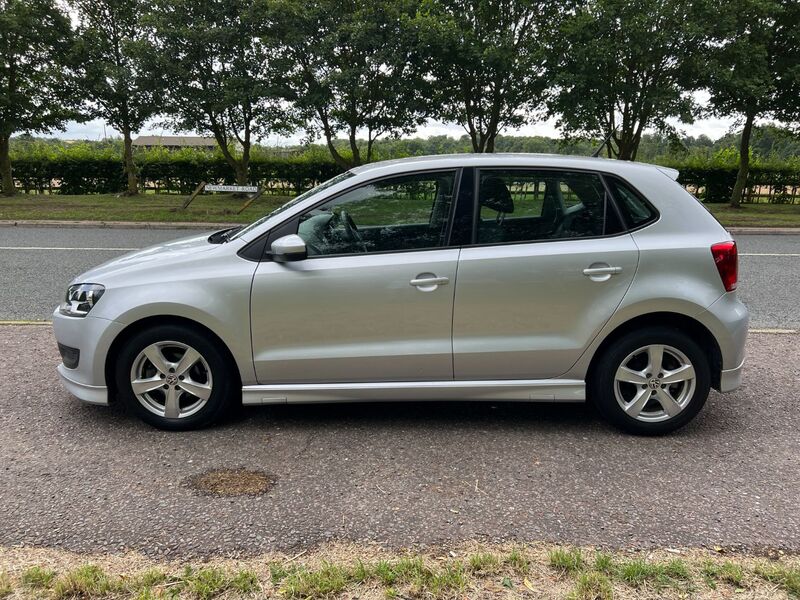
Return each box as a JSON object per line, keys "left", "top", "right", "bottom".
{"left": 582, "top": 266, "right": 622, "bottom": 276}
{"left": 410, "top": 274, "right": 449, "bottom": 290}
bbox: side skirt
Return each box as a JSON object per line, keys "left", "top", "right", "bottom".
{"left": 241, "top": 379, "right": 586, "bottom": 405}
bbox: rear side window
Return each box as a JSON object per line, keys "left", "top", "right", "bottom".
{"left": 475, "top": 169, "right": 624, "bottom": 245}
{"left": 606, "top": 176, "right": 658, "bottom": 228}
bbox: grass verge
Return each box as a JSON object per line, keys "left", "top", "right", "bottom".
{"left": 1, "top": 193, "right": 799, "bottom": 229}
{"left": 0, "top": 543, "right": 798, "bottom": 599}
{"left": 0, "top": 193, "right": 288, "bottom": 224}
{"left": 706, "top": 202, "right": 800, "bottom": 228}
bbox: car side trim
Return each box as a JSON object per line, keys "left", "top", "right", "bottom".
{"left": 241, "top": 379, "right": 586, "bottom": 405}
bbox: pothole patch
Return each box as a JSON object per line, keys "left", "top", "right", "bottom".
{"left": 185, "top": 468, "right": 276, "bottom": 497}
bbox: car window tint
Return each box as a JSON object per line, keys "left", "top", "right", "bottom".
{"left": 607, "top": 176, "right": 658, "bottom": 228}
{"left": 297, "top": 171, "right": 457, "bottom": 257}
{"left": 476, "top": 170, "right": 622, "bottom": 244}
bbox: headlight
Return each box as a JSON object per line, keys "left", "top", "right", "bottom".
{"left": 59, "top": 283, "right": 105, "bottom": 317}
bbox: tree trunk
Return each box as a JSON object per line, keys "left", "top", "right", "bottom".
{"left": 731, "top": 110, "right": 756, "bottom": 208}
{"left": 122, "top": 128, "right": 139, "bottom": 196}
{"left": 0, "top": 134, "right": 14, "bottom": 197}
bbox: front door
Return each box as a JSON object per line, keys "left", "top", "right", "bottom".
{"left": 453, "top": 168, "right": 639, "bottom": 380}
{"left": 251, "top": 170, "right": 460, "bottom": 384}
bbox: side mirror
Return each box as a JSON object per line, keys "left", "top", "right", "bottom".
{"left": 271, "top": 234, "right": 307, "bottom": 262}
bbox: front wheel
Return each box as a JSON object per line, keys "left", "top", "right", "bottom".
{"left": 115, "top": 325, "right": 236, "bottom": 430}
{"left": 590, "top": 327, "right": 711, "bottom": 435}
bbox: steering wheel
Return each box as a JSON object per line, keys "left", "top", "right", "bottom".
{"left": 335, "top": 210, "right": 367, "bottom": 252}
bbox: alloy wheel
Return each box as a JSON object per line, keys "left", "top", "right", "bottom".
{"left": 130, "top": 340, "right": 213, "bottom": 419}
{"left": 613, "top": 344, "right": 696, "bottom": 423}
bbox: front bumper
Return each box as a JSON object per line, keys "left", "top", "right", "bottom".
{"left": 52, "top": 308, "right": 125, "bottom": 405}
{"left": 57, "top": 364, "right": 109, "bottom": 404}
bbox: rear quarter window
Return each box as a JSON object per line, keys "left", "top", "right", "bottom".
{"left": 606, "top": 176, "right": 658, "bottom": 229}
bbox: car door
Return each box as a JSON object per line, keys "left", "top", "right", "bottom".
{"left": 251, "top": 169, "right": 461, "bottom": 384}
{"left": 452, "top": 168, "right": 639, "bottom": 380}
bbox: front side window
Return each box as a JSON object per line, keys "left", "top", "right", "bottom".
{"left": 476, "top": 170, "right": 623, "bottom": 244}
{"left": 297, "top": 171, "right": 457, "bottom": 257}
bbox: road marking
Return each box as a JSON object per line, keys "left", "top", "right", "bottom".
{"left": 0, "top": 320, "right": 52, "bottom": 326}
{"left": 0, "top": 246, "right": 138, "bottom": 251}
{"left": 740, "top": 253, "right": 800, "bottom": 256}
{"left": 749, "top": 328, "right": 798, "bottom": 334}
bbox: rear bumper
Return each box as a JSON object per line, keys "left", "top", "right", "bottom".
{"left": 719, "top": 358, "right": 745, "bottom": 393}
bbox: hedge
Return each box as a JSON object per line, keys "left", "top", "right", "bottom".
{"left": 9, "top": 145, "right": 343, "bottom": 196}
{"left": 6, "top": 143, "right": 800, "bottom": 203}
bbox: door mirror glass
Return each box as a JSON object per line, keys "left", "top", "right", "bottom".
{"left": 271, "top": 234, "right": 307, "bottom": 262}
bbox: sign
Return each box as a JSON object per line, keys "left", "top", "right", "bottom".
{"left": 205, "top": 184, "right": 259, "bottom": 193}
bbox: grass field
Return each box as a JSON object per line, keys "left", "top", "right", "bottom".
{"left": 1, "top": 193, "right": 799, "bottom": 229}
{"left": 705, "top": 203, "right": 800, "bottom": 228}
{"left": 0, "top": 193, "right": 288, "bottom": 224}
{"left": 0, "top": 543, "right": 798, "bottom": 599}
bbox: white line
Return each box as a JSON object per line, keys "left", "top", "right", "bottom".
{"left": 749, "top": 328, "right": 798, "bottom": 334}
{"left": 740, "top": 253, "right": 800, "bottom": 257}
{"left": 0, "top": 246, "right": 138, "bottom": 251}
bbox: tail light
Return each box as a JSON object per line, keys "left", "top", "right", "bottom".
{"left": 711, "top": 241, "right": 738, "bottom": 292}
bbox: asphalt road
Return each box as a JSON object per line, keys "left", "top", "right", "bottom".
{"left": 0, "top": 326, "right": 797, "bottom": 556}
{"left": 0, "top": 226, "right": 798, "bottom": 328}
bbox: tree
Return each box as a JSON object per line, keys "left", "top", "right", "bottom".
{"left": 140, "top": 0, "right": 291, "bottom": 185}
{"left": 0, "top": 0, "right": 81, "bottom": 196}
{"left": 73, "top": 0, "right": 161, "bottom": 195}
{"left": 416, "top": 0, "right": 554, "bottom": 153}
{"left": 703, "top": 0, "right": 800, "bottom": 207}
{"left": 547, "top": 0, "right": 709, "bottom": 160}
{"left": 263, "top": 0, "right": 429, "bottom": 169}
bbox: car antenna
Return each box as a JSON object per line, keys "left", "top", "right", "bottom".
{"left": 591, "top": 127, "right": 617, "bottom": 158}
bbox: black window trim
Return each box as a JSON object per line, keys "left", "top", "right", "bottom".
{"left": 601, "top": 172, "right": 661, "bottom": 232}
{"left": 467, "top": 166, "right": 653, "bottom": 248}
{"left": 239, "top": 167, "right": 464, "bottom": 262}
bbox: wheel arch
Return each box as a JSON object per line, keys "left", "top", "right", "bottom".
{"left": 586, "top": 311, "right": 723, "bottom": 394}
{"left": 104, "top": 315, "right": 242, "bottom": 402}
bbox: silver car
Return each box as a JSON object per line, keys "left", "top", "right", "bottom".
{"left": 53, "top": 154, "right": 748, "bottom": 434}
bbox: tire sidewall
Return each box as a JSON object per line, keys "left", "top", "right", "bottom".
{"left": 592, "top": 327, "right": 711, "bottom": 435}
{"left": 115, "top": 325, "right": 234, "bottom": 430}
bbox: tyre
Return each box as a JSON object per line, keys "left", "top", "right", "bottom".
{"left": 115, "top": 324, "right": 236, "bottom": 430}
{"left": 590, "top": 327, "right": 711, "bottom": 435}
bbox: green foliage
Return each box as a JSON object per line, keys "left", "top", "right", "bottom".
{"left": 0, "top": 0, "right": 83, "bottom": 194}
{"left": 548, "top": 548, "right": 585, "bottom": 574}
{"left": 547, "top": 0, "right": 708, "bottom": 160}
{"left": 569, "top": 572, "right": 614, "bottom": 600}
{"left": 53, "top": 564, "right": 115, "bottom": 598}
{"left": 139, "top": 0, "right": 293, "bottom": 184}
{"left": 21, "top": 566, "right": 57, "bottom": 589}
{"left": 416, "top": 0, "right": 555, "bottom": 153}
{"left": 263, "top": 0, "right": 428, "bottom": 168}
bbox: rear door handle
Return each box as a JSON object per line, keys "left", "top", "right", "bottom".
{"left": 410, "top": 275, "right": 449, "bottom": 288}
{"left": 582, "top": 266, "right": 622, "bottom": 276}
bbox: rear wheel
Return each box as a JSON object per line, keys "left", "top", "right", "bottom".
{"left": 591, "top": 327, "right": 710, "bottom": 435}
{"left": 116, "top": 325, "right": 236, "bottom": 430}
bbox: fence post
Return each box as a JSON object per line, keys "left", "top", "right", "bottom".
{"left": 182, "top": 181, "right": 206, "bottom": 209}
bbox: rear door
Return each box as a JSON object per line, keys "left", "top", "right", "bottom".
{"left": 452, "top": 168, "right": 639, "bottom": 380}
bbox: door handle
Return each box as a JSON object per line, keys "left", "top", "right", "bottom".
{"left": 582, "top": 266, "right": 622, "bottom": 276}
{"left": 410, "top": 275, "right": 449, "bottom": 288}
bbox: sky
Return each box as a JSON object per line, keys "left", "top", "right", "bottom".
{"left": 53, "top": 90, "right": 743, "bottom": 145}
{"left": 53, "top": 113, "right": 741, "bottom": 145}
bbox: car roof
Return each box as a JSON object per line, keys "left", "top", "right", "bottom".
{"left": 350, "top": 153, "right": 679, "bottom": 180}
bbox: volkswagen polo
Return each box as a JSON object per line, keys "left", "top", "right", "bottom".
{"left": 54, "top": 154, "right": 748, "bottom": 434}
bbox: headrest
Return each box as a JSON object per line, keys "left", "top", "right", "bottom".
{"left": 480, "top": 177, "right": 514, "bottom": 214}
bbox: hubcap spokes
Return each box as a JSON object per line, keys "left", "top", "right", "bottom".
{"left": 614, "top": 344, "right": 696, "bottom": 423}
{"left": 130, "top": 341, "right": 212, "bottom": 419}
